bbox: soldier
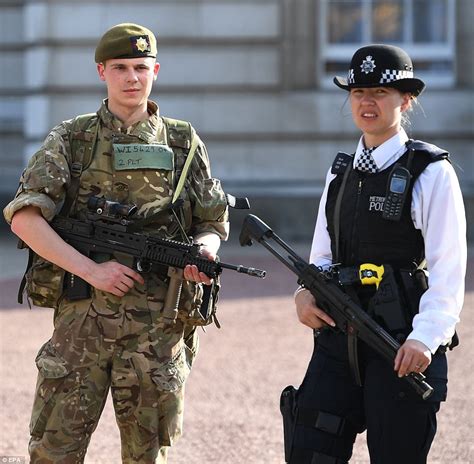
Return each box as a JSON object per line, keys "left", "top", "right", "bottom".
{"left": 291, "top": 45, "right": 466, "bottom": 463}
{"left": 3, "top": 23, "right": 229, "bottom": 463}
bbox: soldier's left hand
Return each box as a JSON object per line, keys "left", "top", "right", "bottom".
{"left": 394, "top": 339, "right": 432, "bottom": 377}
{"left": 183, "top": 246, "right": 216, "bottom": 285}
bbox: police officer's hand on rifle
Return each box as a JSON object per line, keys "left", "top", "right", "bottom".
{"left": 294, "top": 288, "right": 336, "bottom": 329}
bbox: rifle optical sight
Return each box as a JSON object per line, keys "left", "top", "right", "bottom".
{"left": 87, "top": 196, "right": 137, "bottom": 218}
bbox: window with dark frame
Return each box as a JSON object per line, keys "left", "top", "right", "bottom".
{"left": 320, "top": 0, "right": 455, "bottom": 88}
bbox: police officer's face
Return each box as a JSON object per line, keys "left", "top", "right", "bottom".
{"left": 350, "top": 87, "right": 411, "bottom": 144}
{"left": 97, "top": 57, "right": 160, "bottom": 110}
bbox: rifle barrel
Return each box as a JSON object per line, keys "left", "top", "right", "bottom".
{"left": 219, "top": 262, "right": 266, "bottom": 278}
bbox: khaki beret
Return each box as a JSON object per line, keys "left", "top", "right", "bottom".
{"left": 95, "top": 23, "right": 157, "bottom": 63}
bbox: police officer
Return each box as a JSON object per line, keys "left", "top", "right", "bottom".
{"left": 3, "top": 23, "right": 229, "bottom": 463}
{"left": 292, "top": 45, "right": 466, "bottom": 463}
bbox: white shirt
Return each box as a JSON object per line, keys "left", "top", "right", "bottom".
{"left": 310, "top": 129, "right": 467, "bottom": 353}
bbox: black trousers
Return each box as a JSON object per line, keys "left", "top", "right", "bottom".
{"left": 289, "top": 330, "right": 447, "bottom": 464}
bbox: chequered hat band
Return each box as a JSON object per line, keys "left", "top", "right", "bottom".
{"left": 380, "top": 69, "right": 414, "bottom": 83}
{"left": 348, "top": 69, "right": 355, "bottom": 84}
{"left": 347, "top": 68, "right": 414, "bottom": 85}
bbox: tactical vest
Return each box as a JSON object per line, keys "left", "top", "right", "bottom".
{"left": 325, "top": 140, "right": 449, "bottom": 269}
{"left": 20, "top": 113, "right": 216, "bottom": 325}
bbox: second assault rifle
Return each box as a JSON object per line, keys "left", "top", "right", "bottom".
{"left": 239, "top": 214, "right": 433, "bottom": 400}
{"left": 51, "top": 197, "right": 266, "bottom": 324}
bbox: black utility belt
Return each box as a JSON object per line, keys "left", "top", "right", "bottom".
{"left": 337, "top": 263, "right": 422, "bottom": 288}
{"left": 336, "top": 263, "right": 426, "bottom": 341}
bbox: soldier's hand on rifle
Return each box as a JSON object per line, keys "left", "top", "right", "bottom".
{"left": 183, "top": 263, "right": 213, "bottom": 285}
{"left": 86, "top": 261, "right": 145, "bottom": 297}
{"left": 183, "top": 232, "right": 220, "bottom": 285}
{"left": 295, "top": 288, "right": 336, "bottom": 329}
{"left": 394, "top": 339, "right": 432, "bottom": 377}
{"left": 183, "top": 247, "right": 216, "bottom": 286}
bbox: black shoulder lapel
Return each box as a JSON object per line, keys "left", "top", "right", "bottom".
{"left": 406, "top": 139, "right": 449, "bottom": 162}
{"left": 331, "top": 152, "right": 354, "bottom": 174}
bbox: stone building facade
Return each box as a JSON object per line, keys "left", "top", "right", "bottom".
{"left": 1, "top": 0, "right": 472, "bottom": 241}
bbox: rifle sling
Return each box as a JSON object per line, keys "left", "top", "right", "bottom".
{"left": 333, "top": 157, "right": 353, "bottom": 263}
{"left": 347, "top": 326, "right": 362, "bottom": 387}
{"left": 333, "top": 158, "right": 364, "bottom": 385}
{"left": 172, "top": 133, "right": 198, "bottom": 204}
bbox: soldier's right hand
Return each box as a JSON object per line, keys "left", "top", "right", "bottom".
{"left": 295, "top": 289, "right": 336, "bottom": 329}
{"left": 85, "top": 261, "right": 145, "bottom": 296}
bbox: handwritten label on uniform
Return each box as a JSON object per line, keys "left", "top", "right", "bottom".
{"left": 113, "top": 144, "right": 174, "bottom": 171}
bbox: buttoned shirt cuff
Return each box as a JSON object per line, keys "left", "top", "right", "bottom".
{"left": 406, "top": 330, "right": 448, "bottom": 354}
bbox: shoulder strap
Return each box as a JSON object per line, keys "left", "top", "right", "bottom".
{"left": 59, "top": 113, "right": 99, "bottom": 216}
{"left": 161, "top": 116, "right": 199, "bottom": 204}
{"left": 332, "top": 152, "right": 354, "bottom": 263}
{"left": 406, "top": 139, "right": 450, "bottom": 162}
{"left": 331, "top": 151, "right": 354, "bottom": 174}
{"left": 402, "top": 139, "right": 451, "bottom": 182}
{"left": 172, "top": 135, "right": 199, "bottom": 204}
{"left": 18, "top": 114, "right": 98, "bottom": 304}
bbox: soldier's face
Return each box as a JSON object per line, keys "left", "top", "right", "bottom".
{"left": 350, "top": 87, "right": 411, "bottom": 145}
{"left": 97, "top": 57, "right": 160, "bottom": 109}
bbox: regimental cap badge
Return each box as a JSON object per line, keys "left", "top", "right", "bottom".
{"left": 360, "top": 55, "right": 376, "bottom": 74}
{"left": 131, "top": 35, "right": 151, "bottom": 54}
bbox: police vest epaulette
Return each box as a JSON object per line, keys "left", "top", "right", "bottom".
{"left": 406, "top": 139, "right": 450, "bottom": 162}
{"left": 331, "top": 152, "right": 354, "bottom": 174}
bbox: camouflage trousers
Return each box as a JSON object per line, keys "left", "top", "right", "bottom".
{"left": 28, "top": 277, "right": 199, "bottom": 463}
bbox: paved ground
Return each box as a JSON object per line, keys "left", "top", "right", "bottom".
{"left": 0, "top": 231, "right": 473, "bottom": 463}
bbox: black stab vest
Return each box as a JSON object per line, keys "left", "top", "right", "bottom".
{"left": 325, "top": 140, "right": 449, "bottom": 269}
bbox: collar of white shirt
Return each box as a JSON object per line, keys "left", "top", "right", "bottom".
{"left": 355, "top": 129, "right": 410, "bottom": 172}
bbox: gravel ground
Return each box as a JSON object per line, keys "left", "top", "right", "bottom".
{"left": 0, "top": 250, "right": 472, "bottom": 464}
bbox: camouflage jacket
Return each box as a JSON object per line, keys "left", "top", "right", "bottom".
{"left": 4, "top": 99, "right": 229, "bottom": 239}
{"left": 4, "top": 100, "right": 229, "bottom": 313}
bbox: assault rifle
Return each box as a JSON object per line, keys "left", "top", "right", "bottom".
{"left": 239, "top": 214, "right": 433, "bottom": 400}
{"left": 51, "top": 197, "right": 266, "bottom": 324}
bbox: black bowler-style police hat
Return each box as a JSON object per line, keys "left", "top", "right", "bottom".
{"left": 334, "top": 44, "right": 426, "bottom": 96}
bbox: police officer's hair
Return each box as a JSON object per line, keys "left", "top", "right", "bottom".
{"left": 401, "top": 94, "right": 424, "bottom": 130}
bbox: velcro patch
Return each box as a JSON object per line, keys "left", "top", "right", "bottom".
{"left": 331, "top": 152, "right": 353, "bottom": 174}
{"left": 113, "top": 144, "right": 174, "bottom": 170}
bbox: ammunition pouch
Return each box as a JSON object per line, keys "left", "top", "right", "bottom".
{"left": 367, "top": 266, "right": 416, "bottom": 342}
{"left": 20, "top": 247, "right": 66, "bottom": 309}
{"left": 367, "top": 264, "right": 459, "bottom": 350}
{"left": 280, "top": 385, "right": 298, "bottom": 462}
{"left": 177, "top": 276, "right": 221, "bottom": 327}
{"left": 339, "top": 264, "right": 429, "bottom": 342}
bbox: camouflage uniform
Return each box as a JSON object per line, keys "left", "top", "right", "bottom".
{"left": 3, "top": 99, "right": 228, "bottom": 463}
